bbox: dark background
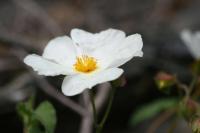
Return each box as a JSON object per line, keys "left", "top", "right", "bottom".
{"left": 0, "top": 0, "right": 199, "bottom": 132}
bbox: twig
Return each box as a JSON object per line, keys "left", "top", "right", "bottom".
{"left": 95, "top": 83, "right": 111, "bottom": 112}
{"left": 13, "top": 48, "right": 88, "bottom": 116}
{"left": 32, "top": 72, "right": 88, "bottom": 116}
{"left": 0, "top": 58, "right": 22, "bottom": 72}
{"left": 79, "top": 115, "right": 93, "bottom": 133}
{"left": 0, "top": 73, "right": 33, "bottom": 105}
{"left": 189, "top": 74, "right": 198, "bottom": 96}
{"left": 0, "top": 30, "right": 41, "bottom": 52}
{"left": 147, "top": 110, "right": 175, "bottom": 133}
{"left": 175, "top": 78, "right": 190, "bottom": 98}
{"left": 79, "top": 84, "right": 111, "bottom": 133}
{"left": 79, "top": 90, "right": 93, "bottom": 133}
{"left": 89, "top": 90, "right": 98, "bottom": 127}
{"left": 167, "top": 118, "right": 178, "bottom": 133}
{"left": 0, "top": 30, "right": 111, "bottom": 132}
{"left": 96, "top": 86, "right": 115, "bottom": 133}
{"left": 12, "top": 0, "right": 62, "bottom": 36}
{"left": 0, "top": 73, "right": 31, "bottom": 93}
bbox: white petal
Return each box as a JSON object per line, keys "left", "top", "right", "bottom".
{"left": 92, "top": 33, "right": 143, "bottom": 68}
{"left": 181, "top": 30, "right": 193, "bottom": 46}
{"left": 181, "top": 30, "right": 200, "bottom": 59}
{"left": 111, "top": 34, "right": 143, "bottom": 67}
{"left": 70, "top": 28, "right": 94, "bottom": 45}
{"left": 62, "top": 68, "right": 123, "bottom": 96}
{"left": 42, "top": 36, "right": 77, "bottom": 66}
{"left": 24, "top": 54, "right": 74, "bottom": 76}
{"left": 70, "top": 28, "right": 125, "bottom": 50}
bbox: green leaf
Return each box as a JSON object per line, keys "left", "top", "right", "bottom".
{"left": 130, "top": 98, "right": 178, "bottom": 126}
{"left": 29, "top": 123, "right": 45, "bottom": 133}
{"left": 16, "top": 96, "right": 35, "bottom": 126}
{"left": 34, "top": 101, "right": 57, "bottom": 133}
{"left": 17, "top": 102, "right": 32, "bottom": 126}
{"left": 26, "top": 95, "right": 35, "bottom": 111}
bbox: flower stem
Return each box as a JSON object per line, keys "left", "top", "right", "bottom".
{"left": 190, "top": 74, "right": 198, "bottom": 97}
{"left": 89, "top": 90, "right": 98, "bottom": 127}
{"left": 96, "top": 87, "right": 116, "bottom": 133}
{"left": 89, "top": 87, "right": 116, "bottom": 133}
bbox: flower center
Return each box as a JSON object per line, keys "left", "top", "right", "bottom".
{"left": 74, "top": 55, "right": 97, "bottom": 73}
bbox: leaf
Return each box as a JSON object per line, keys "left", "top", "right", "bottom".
{"left": 130, "top": 98, "right": 178, "bottom": 126}
{"left": 29, "top": 123, "right": 45, "bottom": 133}
{"left": 17, "top": 102, "right": 32, "bottom": 126}
{"left": 26, "top": 95, "right": 35, "bottom": 111}
{"left": 16, "top": 96, "right": 35, "bottom": 126}
{"left": 34, "top": 101, "right": 57, "bottom": 133}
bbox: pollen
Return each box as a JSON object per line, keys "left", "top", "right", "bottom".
{"left": 74, "top": 55, "right": 97, "bottom": 73}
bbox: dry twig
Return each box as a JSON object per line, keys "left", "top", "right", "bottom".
{"left": 0, "top": 27, "right": 111, "bottom": 133}
{"left": 147, "top": 110, "right": 175, "bottom": 133}
{"left": 79, "top": 83, "right": 111, "bottom": 133}
{"left": 12, "top": 0, "right": 62, "bottom": 36}
{"left": 13, "top": 48, "right": 88, "bottom": 116}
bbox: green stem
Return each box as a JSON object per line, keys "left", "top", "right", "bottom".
{"left": 190, "top": 74, "right": 198, "bottom": 97}
{"left": 89, "top": 90, "right": 98, "bottom": 127}
{"left": 175, "top": 79, "right": 190, "bottom": 98}
{"left": 96, "top": 87, "right": 116, "bottom": 133}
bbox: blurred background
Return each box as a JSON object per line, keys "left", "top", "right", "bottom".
{"left": 0, "top": 0, "right": 200, "bottom": 132}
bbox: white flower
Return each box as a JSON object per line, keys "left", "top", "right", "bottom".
{"left": 181, "top": 29, "right": 200, "bottom": 59}
{"left": 24, "top": 28, "right": 143, "bottom": 96}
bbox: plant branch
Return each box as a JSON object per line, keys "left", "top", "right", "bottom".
{"left": 12, "top": 0, "right": 62, "bottom": 35}
{"left": 79, "top": 84, "right": 111, "bottom": 133}
{"left": 96, "top": 87, "right": 116, "bottom": 133}
{"left": 147, "top": 110, "right": 175, "bottom": 133}
{"left": 13, "top": 48, "right": 88, "bottom": 116}
{"left": 89, "top": 90, "right": 98, "bottom": 127}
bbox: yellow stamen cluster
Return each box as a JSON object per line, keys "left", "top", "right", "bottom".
{"left": 74, "top": 55, "right": 97, "bottom": 73}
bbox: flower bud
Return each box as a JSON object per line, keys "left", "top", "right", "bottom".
{"left": 155, "top": 72, "right": 175, "bottom": 90}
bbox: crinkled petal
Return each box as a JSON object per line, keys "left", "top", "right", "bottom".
{"left": 70, "top": 28, "right": 125, "bottom": 50}
{"left": 24, "top": 54, "right": 75, "bottom": 76}
{"left": 110, "top": 34, "right": 143, "bottom": 67}
{"left": 62, "top": 68, "right": 123, "bottom": 96}
{"left": 92, "top": 33, "right": 143, "bottom": 68}
{"left": 70, "top": 28, "right": 94, "bottom": 45}
{"left": 42, "top": 36, "right": 77, "bottom": 66}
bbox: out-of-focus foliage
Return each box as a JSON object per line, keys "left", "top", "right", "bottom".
{"left": 189, "top": 115, "right": 200, "bottom": 133}
{"left": 179, "top": 98, "right": 200, "bottom": 121}
{"left": 191, "top": 60, "right": 200, "bottom": 75}
{"left": 17, "top": 97, "right": 56, "bottom": 133}
{"left": 34, "top": 101, "right": 57, "bottom": 133}
{"left": 130, "top": 98, "right": 178, "bottom": 126}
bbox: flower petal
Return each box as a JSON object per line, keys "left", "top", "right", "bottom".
{"left": 110, "top": 34, "right": 143, "bottom": 67}
{"left": 42, "top": 36, "right": 77, "bottom": 66}
{"left": 62, "top": 68, "right": 123, "bottom": 96}
{"left": 24, "top": 54, "right": 74, "bottom": 76}
{"left": 92, "top": 33, "right": 143, "bottom": 68}
{"left": 181, "top": 30, "right": 200, "bottom": 59}
{"left": 70, "top": 28, "right": 125, "bottom": 50}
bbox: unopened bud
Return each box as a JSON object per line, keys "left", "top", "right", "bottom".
{"left": 155, "top": 72, "right": 175, "bottom": 90}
